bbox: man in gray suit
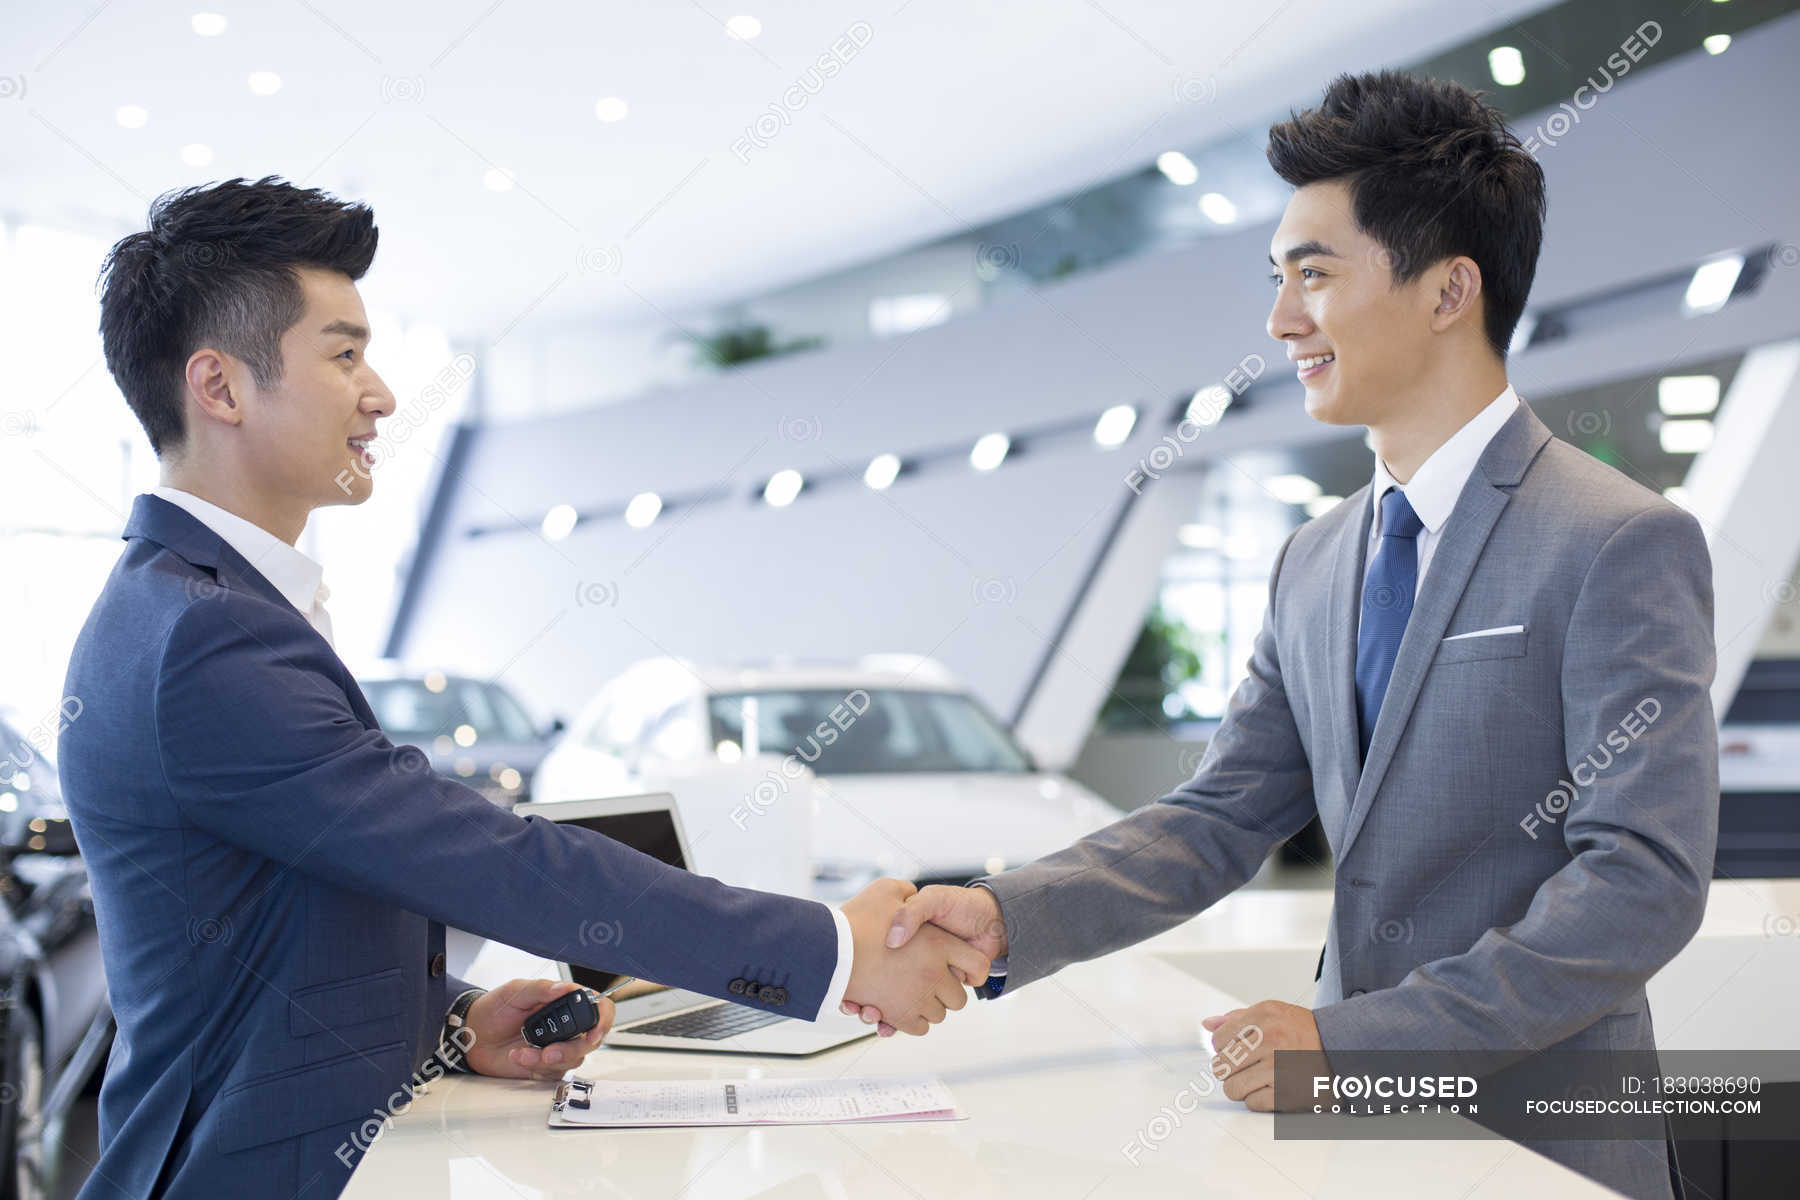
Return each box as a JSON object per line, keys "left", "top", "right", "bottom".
{"left": 852, "top": 70, "right": 1718, "bottom": 1199}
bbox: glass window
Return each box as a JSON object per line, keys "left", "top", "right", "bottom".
{"left": 706, "top": 689, "right": 1030, "bottom": 775}
{"left": 361, "top": 678, "right": 537, "bottom": 742}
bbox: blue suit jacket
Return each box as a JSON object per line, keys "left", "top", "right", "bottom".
{"left": 59, "top": 495, "right": 837, "bottom": 1198}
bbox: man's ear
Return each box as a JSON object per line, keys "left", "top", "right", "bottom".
{"left": 1430, "top": 257, "right": 1483, "bottom": 328}
{"left": 184, "top": 347, "right": 244, "bottom": 429}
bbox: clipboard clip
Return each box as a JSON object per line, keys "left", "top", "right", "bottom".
{"left": 552, "top": 1077, "right": 594, "bottom": 1112}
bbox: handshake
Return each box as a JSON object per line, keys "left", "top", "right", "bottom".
{"left": 836, "top": 878, "right": 1009, "bottom": 1036}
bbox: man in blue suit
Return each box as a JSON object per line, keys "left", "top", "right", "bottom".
{"left": 61, "top": 176, "right": 988, "bottom": 1198}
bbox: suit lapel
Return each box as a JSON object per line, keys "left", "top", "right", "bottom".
{"left": 1333, "top": 401, "right": 1554, "bottom": 862}
{"left": 1326, "top": 484, "right": 1374, "bottom": 828}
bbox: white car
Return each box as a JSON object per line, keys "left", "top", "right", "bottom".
{"left": 531, "top": 655, "right": 1123, "bottom": 899}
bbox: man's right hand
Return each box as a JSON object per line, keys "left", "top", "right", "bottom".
{"left": 841, "top": 879, "right": 992, "bottom": 1036}
{"left": 840, "top": 884, "right": 1009, "bottom": 1033}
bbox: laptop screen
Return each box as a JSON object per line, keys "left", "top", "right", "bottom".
{"left": 555, "top": 808, "right": 687, "bottom": 994}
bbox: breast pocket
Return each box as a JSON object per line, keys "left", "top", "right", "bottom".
{"left": 1435, "top": 626, "right": 1528, "bottom": 665}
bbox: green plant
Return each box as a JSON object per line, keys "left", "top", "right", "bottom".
{"left": 686, "top": 321, "right": 824, "bottom": 368}
{"left": 1101, "top": 602, "right": 1203, "bottom": 729}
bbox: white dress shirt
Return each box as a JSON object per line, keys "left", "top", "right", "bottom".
{"left": 1363, "top": 385, "right": 1520, "bottom": 597}
{"left": 147, "top": 486, "right": 857, "bottom": 1020}
{"left": 152, "top": 486, "right": 336, "bottom": 647}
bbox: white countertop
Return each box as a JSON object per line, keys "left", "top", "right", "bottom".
{"left": 350, "top": 879, "right": 1800, "bottom": 1197}
{"left": 351, "top": 941, "right": 1624, "bottom": 1197}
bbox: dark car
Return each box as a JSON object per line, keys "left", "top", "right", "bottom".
{"left": 0, "top": 715, "right": 113, "bottom": 1200}
{"left": 355, "top": 669, "right": 560, "bottom": 808}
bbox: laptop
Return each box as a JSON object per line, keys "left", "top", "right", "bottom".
{"left": 513, "top": 792, "right": 874, "bottom": 1056}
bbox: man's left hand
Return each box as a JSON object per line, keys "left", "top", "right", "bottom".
{"left": 1202, "top": 999, "right": 1321, "bottom": 1112}
{"left": 462, "top": 978, "right": 616, "bottom": 1081}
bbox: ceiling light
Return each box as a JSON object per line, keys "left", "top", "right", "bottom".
{"left": 1155, "top": 151, "right": 1198, "bottom": 186}
{"left": 1704, "top": 34, "right": 1730, "bottom": 55}
{"left": 191, "top": 13, "right": 227, "bottom": 36}
{"left": 595, "top": 96, "right": 629, "bottom": 122}
{"left": 1683, "top": 254, "right": 1743, "bottom": 314}
{"left": 1305, "top": 494, "right": 1343, "bottom": 518}
{"left": 1177, "top": 523, "right": 1221, "bottom": 550}
{"left": 1198, "top": 192, "right": 1237, "bottom": 224}
{"left": 1093, "top": 405, "right": 1137, "bottom": 447}
{"left": 181, "top": 143, "right": 213, "bottom": 166}
{"left": 1187, "top": 385, "right": 1232, "bottom": 426}
{"left": 454, "top": 723, "right": 477, "bottom": 748}
{"left": 247, "top": 71, "right": 281, "bottom": 95}
{"left": 115, "top": 105, "right": 148, "bottom": 129}
{"left": 763, "top": 469, "right": 803, "bottom": 507}
{"left": 541, "top": 504, "right": 577, "bottom": 541}
{"left": 1488, "top": 46, "right": 1525, "bottom": 86}
{"left": 726, "top": 14, "right": 762, "bottom": 40}
{"left": 863, "top": 453, "right": 901, "bottom": 490}
{"left": 483, "top": 167, "right": 515, "bottom": 192}
{"left": 1659, "top": 419, "right": 1714, "bottom": 455}
{"left": 1266, "top": 474, "right": 1322, "bottom": 505}
{"left": 1657, "top": 375, "right": 1720, "bottom": 416}
{"left": 624, "top": 492, "right": 662, "bottom": 528}
{"left": 970, "top": 433, "right": 1010, "bottom": 471}
{"left": 423, "top": 670, "right": 447, "bottom": 693}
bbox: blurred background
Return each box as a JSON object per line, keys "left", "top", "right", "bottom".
{"left": 4, "top": 0, "right": 1800, "bottom": 1195}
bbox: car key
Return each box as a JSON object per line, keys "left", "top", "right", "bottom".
{"left": 521, "top": 978, "right": 633, "bottom": 1047}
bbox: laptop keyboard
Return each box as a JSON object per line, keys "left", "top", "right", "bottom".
{"left": 625, "top": 1002, "right": 788, "bottom": 1040}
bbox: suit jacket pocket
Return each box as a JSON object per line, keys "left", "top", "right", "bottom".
{"left": 1435, "top": 628, "right": 1528, "bottom": 665}
{"left": 289, "top": 967, "right": 407, "bottom": 1037}
{"left": 215, "top": 1040, "right": 411, "bottom": 1154}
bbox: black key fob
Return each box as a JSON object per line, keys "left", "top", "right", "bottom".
{"left": 522, "top": 988, "right": 602, "bottom": 1047}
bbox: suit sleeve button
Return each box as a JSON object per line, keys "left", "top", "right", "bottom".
{"left": 429, "top": 952, "right": 446, "bottom": 978}
{"left": 728, "top": 978, "right": 747, "bottom": 995}
{"left": 743, "top": 982, "right": 762, "bottom": 999}
{"left": 769, "top": 988, "right": 787, "bottom": 1006}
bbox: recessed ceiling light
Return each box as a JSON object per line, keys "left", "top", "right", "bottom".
{"left": 1198, "top": 192, "right": 1237, "bottom": 224}
{"left": 483, "top": 167, "right": 515, "bottom": 192}
{"left": 541, "top": 504, "right": 577, "bottom": 541}
{"left": 1657, "top": 375, "right": 1720, "bottom": 416}
{"left": 1703, "top": 34, "right": 1731, "bottom": 55}
{"left": 1488, "top": 46, "right": 1525, "bottom": 86}
{"left": 725, "top": 14, "right": 762, "bottom": 40}
{"left": 181, "top": 143, "right": 213, "bottom": 166}
{"left": 1659, "top": 419, "right": 1714, "bottom": 455}
{"left": 1155, "top": 151, "right": 1198, "bottom": 186}
{"left": 763, "top": 469, "right": 803, "bottom": 507}
{"left": 247, "top": 71, "right": 282, "bottom": 95}
{"left": 1266, "top": 474, "right": 1322, "bottom": 505}
{"left": 1187, "top": 385, "right": 1232, "bottom": 426}
{"left": 863, "top": 453, "right": 901, "bottom": 490}
{"left": 970, "top": 433, "right": 1010, "bottom": 471}
{"left": 191, "top": 12, "right": 227, "bottom": 37}
{"left": 1093, "top": 405, "right": 1137, "bottom": 447}
{"left": 115, "top": 105, "right": 149, "bottom": 129}
{"left": 1683, "top": 254, "right": 1743, "bottom": 314}
{"left": 594, "top": 96, "right": 629, "bottom": 122}
{"left": 1177, "top": 523, "right": 1220, "bottom": 550}
{"left": 624, "top": 492, "right": 662, "bottom": 528}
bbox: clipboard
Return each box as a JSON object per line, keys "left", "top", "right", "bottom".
{"left": 549, "top": 1074, "right": 965, "bottom": 1128}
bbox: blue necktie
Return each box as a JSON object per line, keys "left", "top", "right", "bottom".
{"left": 1355, "top": 486, "right": 1423, "bottom": 762}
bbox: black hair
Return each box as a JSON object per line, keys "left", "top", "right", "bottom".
{"left": 1266, "top": 69, "right": 1546, "bottom": 360}
{"left": 96, "top": 175, "right": 379, "bottom": 456}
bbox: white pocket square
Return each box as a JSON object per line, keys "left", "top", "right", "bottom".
{"left": 1443, "top": 624, "right": 1525, "bottom": 641}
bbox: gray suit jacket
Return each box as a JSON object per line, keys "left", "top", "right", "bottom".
{"left": 982, "top": 399, "right": 1718, "bottom": 1199}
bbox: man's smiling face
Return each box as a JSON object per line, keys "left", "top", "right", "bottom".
{"left": 1265, "top": 179, "right": 1449, "bottom": 430}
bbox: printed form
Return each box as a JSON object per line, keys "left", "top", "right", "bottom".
{"left": 549, "top": 1075, "right": 963, "bottom": 1128}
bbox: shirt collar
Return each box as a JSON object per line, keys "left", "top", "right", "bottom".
{"left": 150, "top": 486, "right": 326, "bottom": 618}
{"left": 1369, "top": 385, "right": 1520, "bottom": 536}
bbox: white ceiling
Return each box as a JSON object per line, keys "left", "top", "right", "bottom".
{"left": 3, "top": 0, "right": 1548, "bottom": 339}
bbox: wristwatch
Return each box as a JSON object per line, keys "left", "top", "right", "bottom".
{"left": 439, "top": 987, "right": 486, "bottom": 1074}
